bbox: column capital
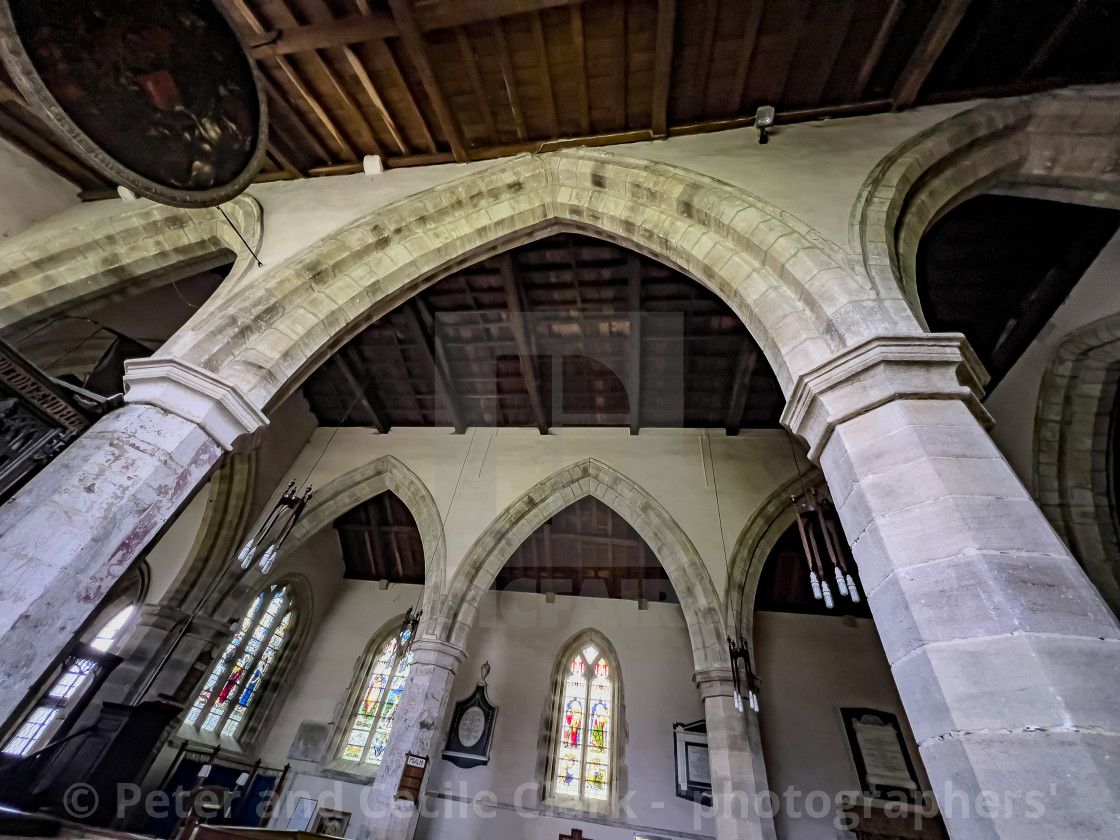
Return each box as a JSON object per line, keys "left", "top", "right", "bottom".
{"left": 693, "top": 666, "right": 736, "bottom": 700}
{"left": 409, "top": 637, "right": 468, "bottom": 671}
{"left": 123, "top": 357, "right": 268, "bottom": 452}
{"left": 780, "top": 333, "right": 991, "bottom": 460}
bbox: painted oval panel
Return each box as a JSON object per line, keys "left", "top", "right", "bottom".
{"left": 0, "top": 0, "right": 267, "bottom": 207}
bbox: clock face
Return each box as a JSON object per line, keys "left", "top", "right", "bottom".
{"left": 457, "top": 706, "right": 486, "bottom": 748}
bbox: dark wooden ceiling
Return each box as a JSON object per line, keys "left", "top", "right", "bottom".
{"left": 493, "top": 495, "right": 676, "bottom": 602}
{"left": 918, "top": 194, "right": 1120, "bottom": 390}
{"left": 300, "top": 232, "right": 783, "bottom": 433}
{"left": 3, "top": 0, "right": 1119, "bottom": 196}
{"left": 335, "top": 490, "right": 425, "bottom": 581}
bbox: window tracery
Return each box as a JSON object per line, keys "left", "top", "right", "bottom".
{"left": 552, "top": 639, "right": 616, "bottom": 803}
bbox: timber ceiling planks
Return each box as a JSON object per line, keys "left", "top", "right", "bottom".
{"left": 2, "top": 0, "right": 1117, "bottom": 196}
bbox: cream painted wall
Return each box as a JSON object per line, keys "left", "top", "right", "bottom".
{"left": 753, "top": 612, "right": 930, "bottom": 840}
{"left": 263, "top": 587, "right": 711, "bottom": 839}
{"left": 277, "top": 425, "right": 797, "bottom": 601}
{"left": 0, "top": 137, "right": 79, "bottom": 241}
{"left": 985, "top": 227, "right": 1120, "bottom": 488}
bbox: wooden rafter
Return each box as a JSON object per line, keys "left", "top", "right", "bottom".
{"left": 853, "top": 0, "right": 904, "bottom": 100}
{"left": 343, "top": 47, "right": 410, "bottom": 156}
{"left": 1020, "top": 0, "right": 1089, "bottom": 82}
{"left": 404, "top": 300, "right": 467, "bottom": 433}
{"left": 0, "top": 108, "right": 100, "bottom": 188}
{"left": 494, "top": 19, "right": 528, "bottom": 142}
{"left": 499, "top": 254, "right": 549, "bottom": 434}
{"left": 455, "top": 27, "right": 499, "bottom": 146}
{"left": 892, "top": 0, "right": 973, "bottom": 108}
{"left": 727, "top": 0, "right": 765, "bottom": 115}
{"left": 627, "top": 254, "right": 642, "bottom": 435}
{"left": 768, "top": 0, "right": 810, "bottom": 104}
{"left": 725, "top": 340, "right": 758, "bottom": 436}
{"left": 801, "top": 0, "right": 857, "bottom": 107}
{"left": 610, "top": 0, "right": 628, "bottom": 132}
{"left": 260, "top": 72, "right": 332, "bottom": 162}
{"left": 386, "top": 0, "right": 470, "bottom": 163}
{"left": 334, "top": 348, "right": 389, "bottom": 433}
{"left": 569, "top": 5, "right": 591, "bottom": 136}
{"left": 530, "top": 12, "right": 559, "bottom": 138}
{"left": 369, "top": 40, "right": 438, "bottom": 154}
{"left": 650, "top": 0, "right": 677, "bottom": 137}
{"left": 687, "top": 0, "right": 720, "bottom": 122}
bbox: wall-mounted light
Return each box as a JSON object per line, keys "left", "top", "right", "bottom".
{"left": 755, "top": 105, "right": 775, "bottom": 145}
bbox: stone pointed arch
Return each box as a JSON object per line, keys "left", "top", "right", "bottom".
{"left": 0, "top": 194, "right": 262, "bottom": 330}
{"left": 433, "top": 458, "right": 727, "bottom": 671}
{"left": 853, "top": 86, "right": 1120, "bottom": 330}
{"left": 1035, "top": 313, "right": 1120, "bottom": 614}
{"left": 156, "top": 147, "right": 917, "bottom": 413}
{"left": 283, "top": 455, "right": 446, "bottom": 605}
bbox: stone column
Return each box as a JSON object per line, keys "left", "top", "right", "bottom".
{"left": 0, "top": 358, "right": 266, "bottom": 727}
{"left": 694, "top": 667, "right": 764, "bottom": 840}
{"left": 783, "top": 335, "right": 1120, "bottom": 840}
{"left": 365, "top": 637, "right": 466, "bottom": 840}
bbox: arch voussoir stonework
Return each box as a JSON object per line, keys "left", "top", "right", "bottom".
{"left": 0, "top": 195, "right": 261, "bottom": 331}
{"left": 1036, "top": 314, "right": 1120, "bottom": 614}
{"left": 433, "top": 459, "right": 727, "bottom": 671}
{"left": 155, "top": 148, "right": 917, "bottom": 414}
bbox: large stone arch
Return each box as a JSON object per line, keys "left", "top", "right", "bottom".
{"left": 0, "top": 194, "right": 261, "bottom": 330}
{"left": 433, "top": 458, "right": 726, "bottom": 671}
{"left": 852, "top": 85, "right": 1120, "bottom": 330}
{"left": 1035, "top": 313, "right": 1120, "bottom": 614}
{"left": 282, "top": 454, "right": 447, "bottom": 607}
{"left": 155, "top": 147, "right": 920, "bottom": 413}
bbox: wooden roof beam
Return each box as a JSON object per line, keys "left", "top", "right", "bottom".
{"left": 726, "top": 0, "right": 765, "bottom": 115}
{"left": 725, "top": 341, "right": 758, "bottom": 436}
{"left": 260, "top": 73, "right": 332, "bottom": 162}
{"left": 892, "top": 0, "right": 973, "bottom": 109}
{"left": 627, "top": 254, "right": 642, "bottom": 435}
{"left": 1020, "top": 0, "right": 1089, "bottom": 82}
{"left": 853, "top": 0, "right": 904, "bottom": 100}
{"left": 456, "top": 27, "right": 500, "bottom": 146}
{"left": 500, "top": 254, "right": 549, "bottom": 434}
{"left": 650, "top": 0, "right": 676, "bottom": 137}
{"left": 569, "top": 5, "right": 591, "bottom": 136}
{"left": 768, "top": 0, "right": 810, "bottom": 104}
{"left": 530, "top": 12, "right": 559, "bottom": 137}
{"left": 386, "top": 0, "right": 470, "bottom": 163}
{"left": 369, "top": 40, "right": 438, "bottom": 154}
{"left": 494, "top": 20, "right": 529, "bottom": 142}
{"left": 801, "top": 0, "right": 856, "bottom": 107}
{"left": 405, "top": 300, "right": 467, "bottom": 433}
{"left": 334, "top": 348, "right": 389, "bottom": 433}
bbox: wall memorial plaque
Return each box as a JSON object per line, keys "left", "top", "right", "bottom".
{"left": 442, "top": 663, "right": 498, "bottom": 768}
{"left": 672, "top": 719, "right": 712, "bottom": 805}
{"left": 0, "top": 0, "right": 267, "bottom": 207}
{"left": 840, "top": 708, "right": 921, "bottom": 803}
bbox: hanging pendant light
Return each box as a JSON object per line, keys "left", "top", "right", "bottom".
{"left": 727, "top": 636, "right": 761, "bottom": 713}
{"left": 238, "top": 480, "right": 313, "bottom": 573}
{"left": 399, "top": 606, "right": 422, "bottom": 655}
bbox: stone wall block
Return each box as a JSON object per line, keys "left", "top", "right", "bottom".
{"left": 869, "top": 552, "right": 1120, "bottom": 665}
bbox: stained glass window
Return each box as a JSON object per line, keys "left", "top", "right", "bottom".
{"left": 2, "top": 604, "right": 135, "bottom": 757}
{"left": 185, "top": 585, "right": 295, "bottom": 740}
{"left": 552, "top": 640, "right": 615, "bottom": 803}
{"left": 340, "top": 628, "right": 413, "bottom": 766}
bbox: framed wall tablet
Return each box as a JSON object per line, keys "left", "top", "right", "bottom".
{"left": 840, "top": 708, "right": 921, "bottom": 803}
{"left": 672, "top": 719, "right": 712, "bottom": 805}
{"left": 442, "top": 678, "right": 498, "bottom": 769}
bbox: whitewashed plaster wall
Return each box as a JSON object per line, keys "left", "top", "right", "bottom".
{"left": 985, "top": 227, "right": 1120, "bottom": 486}
{"left": 274, "top": 425, "right": 797, "bottom": 599}
{"left": 753, "top": 612, "right": 930, "bottom": 840}
{"left": 263, "top": 586, "right": 710, "bottom": 840}
{"left": 0, "top": 137, "right": 79, "bottom": 241}
{"left": 2, "top": 101, "right": 971, "bottom": 275}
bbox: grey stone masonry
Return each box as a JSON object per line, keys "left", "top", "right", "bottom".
{"left": 0, "top": 405, "right": 223, "bottom": 727}
{"left": 786, "top": 337, "right": 1120, "bottom": 840}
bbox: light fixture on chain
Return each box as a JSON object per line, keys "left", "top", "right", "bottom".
{"left": 793, "top": 489, "right": 860, "bottom": 609}
{"left": 238, "top": 480, "right": 313, "bottom": 573}
{"left": 728, "top": 635, "right": 760, "bottom": 713}
{"left": 399, "top": 606, "right": 422, "bottom": 655}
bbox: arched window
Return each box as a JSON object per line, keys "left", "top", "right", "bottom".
{"left": 185, "top": 584, "right": 295, "bottom": 739}
{"left": 338, "top": 626, "right": 413, "bottom": 767}
{"left": 550, "top": 637, "right": 618, "bottom": 804}
{"left": 2, "top": 604, "right": 136, "bottom": 757}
